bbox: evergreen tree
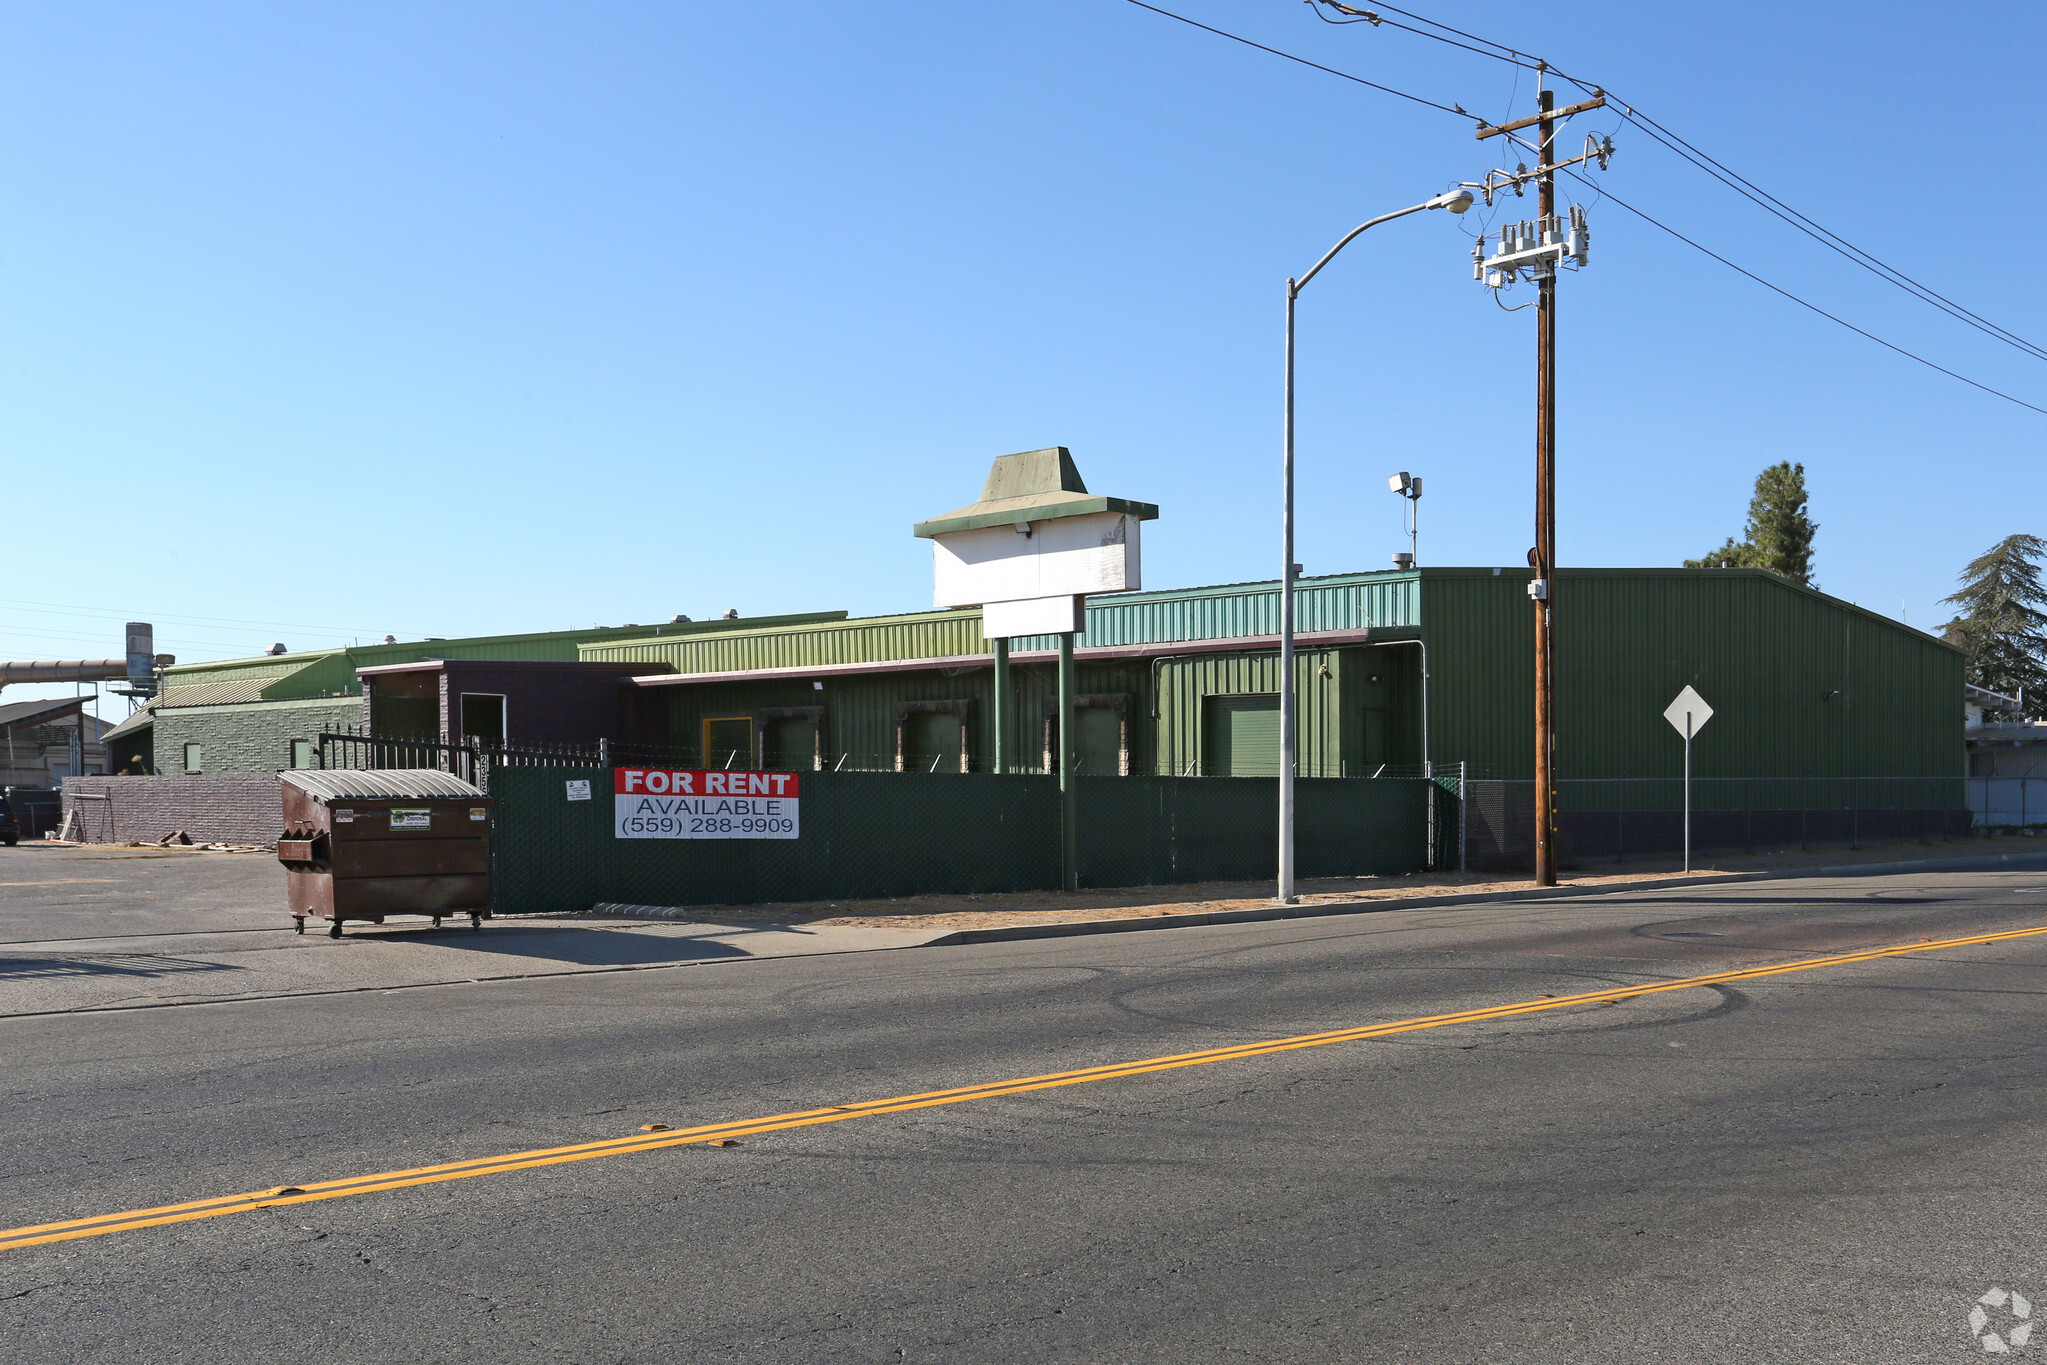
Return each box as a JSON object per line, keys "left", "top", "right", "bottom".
{"left": 1941, "top": 534, "right": 2047, "bottom": 711}
{"left": 1684, "top": 461, "right": 1817, "bottom": 586}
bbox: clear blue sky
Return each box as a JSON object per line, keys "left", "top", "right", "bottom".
{"left": 6, "top": 1, "right": 2042, "bottom": 718}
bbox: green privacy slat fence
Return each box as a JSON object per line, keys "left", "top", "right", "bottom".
{"left": 488, "top": 766, "right": 1451, "bottom": 914}
{"left": 1074, "top": 775, "right": 1449, "bottom": 887}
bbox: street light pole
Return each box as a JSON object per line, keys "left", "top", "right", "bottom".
{"left": 1278, "top": 188, "right": 1472, "bottom": 904}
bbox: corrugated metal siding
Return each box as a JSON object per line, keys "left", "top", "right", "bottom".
{"left": 661, "top": 659, "right": 1155, "bottom": 773}
{"left": 1013, "top": 571, "right": 1419, "bottom": 652}
{"left": 1421, "top": 571, "right": 1534, "bottom": 779}
{"left": 1153, "top": 650, "right": 1346, "bottom": 777}
{"left": 156, "top": 616, "right": 847, "bottom": 698}
{"left": 262, "top": 654, "right": 362, "bottom": 699}
{"left": 597, "top": 573, "right": 1423, "bottom": 675}
{"left": 161, "top": 655, "right": 339, "bottom": 694}
{"left": 587, "top": 612, "right": 987, "bottom": 672}
{"left": 1420, "top": 567, "right": 1964, "bottom": 780}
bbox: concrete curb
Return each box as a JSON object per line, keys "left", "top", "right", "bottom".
{"left": 919, "top": 848, "right": 2047, "bottom": 948}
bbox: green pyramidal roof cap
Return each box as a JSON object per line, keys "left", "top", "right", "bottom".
{"left": 913, "top": 446, "right": 1160, "bottom": 538}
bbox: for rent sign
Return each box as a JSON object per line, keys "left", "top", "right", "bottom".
{"left": 613, "top": 769, "right": 800, "bottom": 840}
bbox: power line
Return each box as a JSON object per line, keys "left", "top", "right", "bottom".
{"left": 1560, "top": 169, "right": 2047, "bottom": 417}
{"left": 1309, "top": 0, "right": 2047, "bottom": 364}
{"left": 1121, "top": 0, "right": 1475, "bottom": 120}
{"left": 1124, "top": 0, "right": 2047, "bottom": 416}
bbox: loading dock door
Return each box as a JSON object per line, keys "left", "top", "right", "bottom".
{"left": 1204, "top": 694, "right": 1281, "bottom": 776}
{"left": 703, "top": 717, "right": 752, "bottom": 770}
{"left": 903, "top": 710, "right": 964, "bottom": 773}
{"left": 762, "top": 715, "right": 819, "bottom": 771}
{"left": 1074, "top": 707, "right": 1122, "bottom": 775}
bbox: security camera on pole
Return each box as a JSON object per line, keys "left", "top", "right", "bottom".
{"left": 1388, "top": 471, "right": 1421, "bottom": 568}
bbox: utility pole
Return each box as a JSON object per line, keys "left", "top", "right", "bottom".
{"left": 1473, "top": 74, "right": 1611, "bottom": 888}
{"left": 1533, "top": 82, "right": 1558, "bottom": 887}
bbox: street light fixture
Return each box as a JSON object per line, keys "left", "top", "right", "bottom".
{"left": 1277, "top": 187, "right": 1471, "bottom": 906}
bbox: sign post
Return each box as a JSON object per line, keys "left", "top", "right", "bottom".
{"left": 1662, "top": 686, "right": 1714, "bottom": 873}
{"left": 915, "top": 448, "right": 1158, "bottom": 893}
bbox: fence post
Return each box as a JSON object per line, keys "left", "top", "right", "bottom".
{"left": 1058, "top": 631, "right": 1078, "bottom": 892}
{"left": 992, "top": 638, "right": 1011, "bottom": 776}
{"left": 1424, "top": 769, "right": 1441, "bottom": 863}
{"left": 1458, "top": 760, "right": 1468, "bottom": 873}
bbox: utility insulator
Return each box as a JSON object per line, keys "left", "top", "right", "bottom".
{"left": 1478, "top": 206, "right": 1593, "bottom": 290}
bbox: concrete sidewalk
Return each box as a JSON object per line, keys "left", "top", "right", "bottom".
{"left": 0, "top": 913, "right": 950, "bottom": 1017}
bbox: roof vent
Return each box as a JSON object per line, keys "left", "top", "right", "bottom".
{"left": 722, "top": 609, "right": 739, "bottom": 620}
{"left": 267, "top": 643, "right": 288, "bottom": 656}
{"left": 671, "top": 614, "right": 691, "bottom": 623}
{"left": 382, "top": 635, "right": 397, "bottom": 645}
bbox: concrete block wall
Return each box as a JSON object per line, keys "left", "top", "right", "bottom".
{"left": 149, "top": 697, "right": 365, "bottom": 777}
{"left": 61, "top": 775, "right": 283, "bottom": 847}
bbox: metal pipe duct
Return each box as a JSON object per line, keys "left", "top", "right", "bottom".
{"left": 0, "top": 660, "right": 131, "bottom": 689}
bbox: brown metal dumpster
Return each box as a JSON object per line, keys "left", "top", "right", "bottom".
{"left": 277, "top": 770, "right": 492, "bottom": 938}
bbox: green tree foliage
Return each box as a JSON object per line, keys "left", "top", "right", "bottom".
{"left": 1941, "top": 534, "right": 2047, "bottom": 712}
{"left": 1684, "top": 461, "right": 1817, "bottom": 586}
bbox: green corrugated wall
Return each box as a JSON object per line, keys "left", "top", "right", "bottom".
{"left": 584, "top": 610, "right": 986, "bottom": 672}
{"left": 583, "top": 573, "right": 1424, "bottom": 675}
{"left": 1152, "top": 649, "right": 1351, "bottom": 777}
{"left": 1421, "top": 567, "right": 1964, "bottom": 780}
{"left": 659, "top": 658, "right": 1157, "bottom": 773}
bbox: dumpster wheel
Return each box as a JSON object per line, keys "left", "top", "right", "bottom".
{"left": 293, "top": 916, "right": 305, "bottom": 936}
{"left": 328, "top": 921, "right": 343, "bottom": 939}
{"left": 471, "top": 913, "right": 482, "bottom": 931}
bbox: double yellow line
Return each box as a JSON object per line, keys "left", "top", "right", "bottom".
{"left": 7, "top": 920, "right": 2045, "bottom": 1255}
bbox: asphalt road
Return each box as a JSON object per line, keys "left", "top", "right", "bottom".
{"left": 5, "top": 862, "right": 2047, "bottom": 1362}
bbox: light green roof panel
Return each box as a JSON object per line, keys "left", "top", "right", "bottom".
{"left": 581, "top": 610, "right": 986, "bottom": 672}
{"left": 156, "top": 612, "right": 851, "bottom": 693}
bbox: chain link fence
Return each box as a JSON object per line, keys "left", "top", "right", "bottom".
{"left": 1462, "top": 775, "right": 1971, "bottom": 871}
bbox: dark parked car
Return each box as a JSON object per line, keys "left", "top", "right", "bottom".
{"left": 0, "top": 796, "right": 18, "bottom": 846}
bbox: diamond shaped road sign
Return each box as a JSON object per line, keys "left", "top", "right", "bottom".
{"left": 1664, "top": 685, "right": 1714, "bottom": 737}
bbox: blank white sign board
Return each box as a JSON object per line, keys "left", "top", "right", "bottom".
{"left": 932, "top": 511, "right": 1141, "bottom": 610}
{"left": 1664, "top": 686, "right": 1714, "bottom": 736}
{"left": 981, "top": 594, "right": 1084, "bottom": 638}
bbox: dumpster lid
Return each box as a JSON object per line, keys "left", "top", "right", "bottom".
{"left": 281, "top": 770, "right": 486, "bottom": 801}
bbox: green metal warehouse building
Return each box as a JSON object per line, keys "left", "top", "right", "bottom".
{"left": 581, "top": 565, "right": 1963, "bottom": 786}
{"left": 78, "top": 563, "right": 1964, "bottom": 866}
